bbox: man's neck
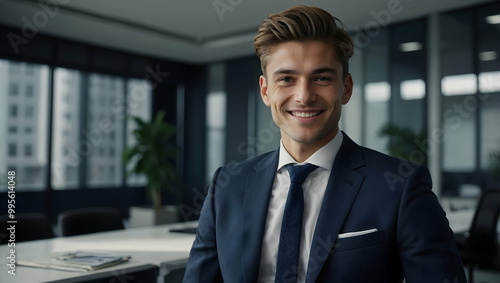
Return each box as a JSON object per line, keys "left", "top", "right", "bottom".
{"left": 281, "top": 130, "right": 338, "bottom": 163}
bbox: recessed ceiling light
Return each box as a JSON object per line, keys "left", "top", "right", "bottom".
{"left": 479, "top": 51, "right": 498, "bottom": 61}
{"left": 399, "top": 42, "right": 422, "bottom": 52}
{"left": 485, "top": 14, "right": 500, "bottom": 25}
{"left": 442, "top": 74, "right": 477, "bottom": 96}
{"left": 365, "top": 82, "right": 391, "bottom": 102}
{"left": 479, "top": 71, "right": 500, "bottom": 93}
{"left": 400, "top": 79, "right": 426, "bottom": 100}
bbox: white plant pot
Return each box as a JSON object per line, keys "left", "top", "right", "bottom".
{"left": 128, "top": 205, "right": 179, "bottom": 228}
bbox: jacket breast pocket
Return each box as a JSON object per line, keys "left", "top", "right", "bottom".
{"left": 333, "top": 230, "right": 384, "bottom": 252}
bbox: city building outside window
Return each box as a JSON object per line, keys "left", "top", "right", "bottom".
{"left": 0, "top": 60, "right": 49, "bottom": 192}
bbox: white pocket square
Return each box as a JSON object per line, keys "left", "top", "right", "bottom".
{"left": 337, "top": 228, "right": 378, "bottom": 239}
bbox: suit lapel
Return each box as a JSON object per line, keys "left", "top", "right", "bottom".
{"left": 306, "top": 133, "right": 366, "bottom": 283}
{"left": 242, "top": 150, "right": 279, "bottom": 283}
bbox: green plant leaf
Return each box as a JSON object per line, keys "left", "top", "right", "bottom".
{"left": 379, "top": 123, "right": 427, "bottom": 165}
{"left": 123, "top": 111, "right": 179, "bottom": 208}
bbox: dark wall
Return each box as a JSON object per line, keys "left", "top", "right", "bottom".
{"left": 179, "top": 66, "right": 208, "bottom": 221}
{"left": 225, "top": 56, "right": 262, "bottom": 163}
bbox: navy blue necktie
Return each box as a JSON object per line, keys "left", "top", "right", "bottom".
{"left": 275, "top": 163, "right": 318, "bottom": 283}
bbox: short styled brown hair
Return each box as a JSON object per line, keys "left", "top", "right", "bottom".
{"left": 254, "top": 5, "right": 354, "bottom": 80}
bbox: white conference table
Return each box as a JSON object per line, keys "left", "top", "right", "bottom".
{"left": 0, "top": 221, "right": 197, "bottom": 283}
{"left": 0, "top": 210, "right": 476, "bottom": 283}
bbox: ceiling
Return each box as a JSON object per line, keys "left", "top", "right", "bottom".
{"left": 0, "top": 0, "right": 494, "bottom": 64}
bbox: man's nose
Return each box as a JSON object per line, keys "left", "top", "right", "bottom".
{"left": 294, "top": 80, "right": 316, "bottom": 104}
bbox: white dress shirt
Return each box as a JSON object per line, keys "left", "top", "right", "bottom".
{"left": 257, "top": 131, "right": 343, "bottom": 283}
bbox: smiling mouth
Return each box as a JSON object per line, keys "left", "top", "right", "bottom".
{"left": 290, "top": 111, "right": 321, "bottom": 118}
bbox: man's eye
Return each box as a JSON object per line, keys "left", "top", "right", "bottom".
{"left": 278, "top": 77, "right": 292, "bottom": 82}
{"left": 316, "top": 76, "right": 331, "bottom": 81}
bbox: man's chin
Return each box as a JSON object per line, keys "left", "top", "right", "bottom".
{"left": 289, "top": 133, "right": 323, "bottom": 145}
{"left": 288, "top": 129, "right": 337, "bottom": 145}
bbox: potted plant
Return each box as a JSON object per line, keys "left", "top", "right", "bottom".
{"left": 379, "top": 123, "right": 427, "bottom": 165}
{"left": 123, "top": 110, "right": 180, "bottom": 227}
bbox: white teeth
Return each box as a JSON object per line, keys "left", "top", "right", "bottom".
{"left": 292, "top": 112, "right": 319, "bottom": 118}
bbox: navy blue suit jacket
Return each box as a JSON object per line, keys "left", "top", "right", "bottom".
{"left": 183, "top": 132, "right": 466, "bottom": 282}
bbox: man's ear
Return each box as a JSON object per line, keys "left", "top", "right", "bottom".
{"left": 342, "top": 74, "right": 353, "bottom": 105}
{"left": 259, "top": 75, "right": 270, "bottom": 106}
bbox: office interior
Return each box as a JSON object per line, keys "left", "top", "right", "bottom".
{"left": 0, "top": 0, "right": 499, "bottom": 281}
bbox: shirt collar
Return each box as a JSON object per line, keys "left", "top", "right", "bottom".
{"left": 277, "top": 130, "right": 343, "bottom": 171}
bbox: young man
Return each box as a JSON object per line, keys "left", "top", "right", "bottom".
{"left": 183, "top": 5, "right": 466, "bottom": 283}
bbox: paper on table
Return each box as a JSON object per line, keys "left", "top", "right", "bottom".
{"left": 18, "top": 251, "right": 131, "bottom": 272}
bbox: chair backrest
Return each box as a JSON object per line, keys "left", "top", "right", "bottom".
{"left": 466, "top": 189, "right": 500, "bottom": 265}
{"left": 58, "top": 207, "right": 124, "bottom": 237}
{"left": 0, "top": 213, "right": 54, "bottom": 244}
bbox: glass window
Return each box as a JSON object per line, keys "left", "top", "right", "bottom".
{"left": 0, "top": 59, "right": 49, "bottom": 192}
{"left": 25, "top": 144, "right": 32, "bottom": 157}
{"left": 51, "top": 68, "right": 82, "bottom": 190}
{"left": 440, "top": 10, "right": 478, "bottom": 196}
{"left": 125, "top": 78, "right": 153, "bottom": 187}
{"left": 206, "top": 91, "right": 227, "bottom": 181}
{"left": 24, "top": 167, "right": 41, "bottom": 184}
{"left": 388, "top": 20, "right": 427, "bottom": 164}
{"left": 9, "top": 105, "right": 18, "bottom": 117}
{"left": 478, "top": 3, "right": 500, "bottom": 190}
{"left": 87, "top": 73, "right": 125, "bottom": 187}
{"left": 363, "top": 28, "right": 390, "bottom": 153}
{"left": 9, "top": 83, "right": 19, "bottom": 96}
{"left": 26, "top": 85, "right": 34, "bottom": 97}
{"left": 8, "top": 144, "right": 17, "bottom": 157}
{"left": 205, "top": 63, "right": 227, "bottom": 182}
{"left": 438, "top": 4, "right": 500, "bottom": 196}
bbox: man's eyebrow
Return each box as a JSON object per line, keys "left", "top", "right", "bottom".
{"left": 271, "top": 67, "right": 338, "bottom": 78}
{"left": 272, "top": 69, "right": 299, "bottom": 77}
{"left": 312, "top": 67, "right": 338, "bottom": 75}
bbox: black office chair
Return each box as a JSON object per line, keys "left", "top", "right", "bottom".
{"left": 58, "top": 207, "right": 125, "bottom": 237}
{"left": 0, "top": 213, "right": 54, "bottom": 244}
{"left": 458, "top": 189, "right": 500, "bottom": 283}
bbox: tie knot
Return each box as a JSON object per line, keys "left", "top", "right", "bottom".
{"left": 286, "top": 163, "right": 318, "bottom": 185}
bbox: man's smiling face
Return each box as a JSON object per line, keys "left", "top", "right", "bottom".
{"left": 259, "top": 40, "right": 353, "bottom": 158}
